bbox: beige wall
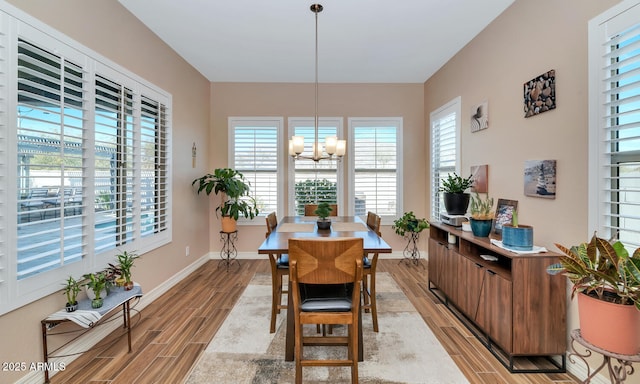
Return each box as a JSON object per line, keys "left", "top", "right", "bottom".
{"left": 210, "top": 82, "right": 426, "bottom": 253}
{"left": 1, "top": 1, "right": 211, "bottom": 382}
{"left": 424, "top": 0, "right": 622, "bottom": 379}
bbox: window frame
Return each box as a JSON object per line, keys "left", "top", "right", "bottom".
{"left": 0, "top": 4, "right": 172, "bottom": 315}
{"left": 347, "top": 117, "right": 403, "bottom": 224}
{"left": 228, "top": 116, "right": 284, "bottom": 222}
{"left": 429, "top": 96, "right": 462, "bottom": 221}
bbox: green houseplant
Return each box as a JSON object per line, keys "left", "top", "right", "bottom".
{"left": 439, "top": 173, "right": 474, "bottom": 216}
{"left": 116, "top": 250, "right": 140, "bottom": 290}
{"left": 192, "top": 168, "right": 259, "bottom": 232}
{"left": 469, "top": 192, "right": 494, "bottom": 237}
{"left": 84, "top": 271, "right": 110, "bottom": 309}
{"left": 393, "top": 211, "right": 429, "bottom": 264}
{"left": 63, "top": 275, "right": 81, "bottom": 312}
{"left": 547, "top": 233, "right": 640, "bottom": 355}
{"left": 314, "top": 202, "right": 333, "bottom": 230}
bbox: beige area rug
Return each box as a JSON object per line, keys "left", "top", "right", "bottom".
{"left": 185, "top": 273, "right": 469, "bottom": 384}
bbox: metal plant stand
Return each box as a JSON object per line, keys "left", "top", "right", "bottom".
{"left": 569, "top": 329, "right": 640, "bottom": 383}
{"left": 400, "top": 231, "right": 422, "bottom": 266}
{"left": 219, "top": 230, "right": 239, "bottom": 271}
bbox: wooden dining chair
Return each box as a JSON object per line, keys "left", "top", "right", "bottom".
{"left": 265, "top": 212, "right": 289, "bottom": 333}
{"left": 363, "top": 211, "right": 382, "bottom": 332}
{"left": 289, "top": 237, "right": 363, "bottom": 384}
{"left": 304, "top": 203, "right": 338, "bottom": 216}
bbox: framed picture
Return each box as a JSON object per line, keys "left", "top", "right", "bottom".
{"left": 471, "top": 101, "right": 489, "bottom": 132}
{"left": 470, "top": 164, "right": 488, "bottom": 193}
{"left": 524, "top": 69, "right": 556, "bottom": 118}
{"left": 524, "top": 159, "right": 556, "bottom": 199}
{"left": 493, "top": 199, "right": 518, "bottom": 234}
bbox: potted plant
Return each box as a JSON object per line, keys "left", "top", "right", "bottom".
{"left": 314, "top": 202, "right": 333, "bottom": 230}
{"left": 468, "top": 192, "right": 494, "bottom": 237}
{"left": 547, "top": 233, "right": 640, "bottom": 355}
{"left": 84, "top": 271, "right": 109, "bottom": 309}
{"left": 501, "top": 209, "right": 534, "bottom": 251}
{"left": 192, "top": 168, "right": 259, "bottom": 232}
{"left": 439, "top": 172, "right": 474, "bottom": 216}
{"left": 393, "top": 211, "right": 429, "bottom": 263}
{"left": 116, "top": 250, "right": 139, "bottom": 290}
{"left": 63, "top": 275, "right": 81, "bottom": 312}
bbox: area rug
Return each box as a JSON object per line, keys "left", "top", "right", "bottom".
{"left": 185, "top": 273, "right": 469, "bottom": 384}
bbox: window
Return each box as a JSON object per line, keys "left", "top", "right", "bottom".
{"left": 229, "top": 117, "right": 282, "bottom": 219}
{"left": 288, "top": 118, "right": 343, "bottom": 215}
{"left": 348, "top": 118, "right": 401, "bottom": 222}
{"left": 589, "top": 2, "right": 640, "bottom": 250}
{"left": 3, "top": 10, "right": 172, "bottom": 315}
{"left": 430, "top": 97, "right": 461, "bottom": 220}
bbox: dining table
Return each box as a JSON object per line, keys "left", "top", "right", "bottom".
{"left": 258, "top": 215, "right": 392, "bottom": 361}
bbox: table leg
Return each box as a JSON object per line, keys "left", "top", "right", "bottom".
{"left": 125, "top": 300, "right": 132, "bottom": 352}
{"left": 42, "top": 321, "right": 50, "bottom": 383}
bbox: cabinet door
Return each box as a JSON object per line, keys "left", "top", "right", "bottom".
{"left": 485, "top": 270, "right": 513, "bottom": 353}
{"left": 443, "top": 248, "right": 458, "bottom": 304}
{"left": 428, "top": 239, "right": 445, "bottom": 289}
{"left": 458, "top": 255, "right": 486, "bottom": 327}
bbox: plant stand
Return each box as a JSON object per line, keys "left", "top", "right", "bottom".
{"left": 399, "top": 231, "right": 423, "bottom": 266}
{"left": 569, "top": 329, "right": 640, "bottom": 383}
{"left": 219, "top": 230, "right": 239, "bottom": 271}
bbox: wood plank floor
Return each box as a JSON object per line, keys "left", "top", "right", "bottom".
{"left": 49, "top": 259, "right": 578, "bottom": 383}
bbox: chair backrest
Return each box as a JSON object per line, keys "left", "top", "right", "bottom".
{"left": 289, "top": 238, "right": 363, "bottom": 285}
{"left": 265, "top": 212, "right": 278, "bottom": 238}
{"left": 304, "top": 204, "right": 338, "bottom": 217}
{"left": 366, "top": 211, "right": 382, "bottom": 236}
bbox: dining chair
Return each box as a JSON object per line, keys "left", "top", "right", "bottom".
{"left": 289, "top": 237, "right": 363, "bottom": 384}
{"left": 304, "top": 203, "right": 338, "bottom": 216}
{"left": 265, "top": 212, "right": 289, "bottom": 333}
{"left": 363, "top": 211, "right": 382, "bottom": 332}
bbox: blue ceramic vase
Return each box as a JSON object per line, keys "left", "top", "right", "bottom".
{"left": 469, "top": 218, "right": 492, "bottom": 237}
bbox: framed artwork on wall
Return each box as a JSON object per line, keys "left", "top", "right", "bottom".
{"left": 524, "top": 159, "right": 556, "bottom": 199}
{"left": 524, "top": 69, "right": 556, "bottom": 118}
{"left": 470, "top": 164, "right": 488, "bottom": 193}
{"left": 493, "top": 198, "right": 518, "bottom": 234}
{"left": 471, "top": 101, "right": 489, "bottom": 132}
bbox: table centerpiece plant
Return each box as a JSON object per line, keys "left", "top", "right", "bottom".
{"left": 314, "top": 202, "right": 333, "bottom": 230}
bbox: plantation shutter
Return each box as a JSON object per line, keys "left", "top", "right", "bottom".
{"left": 352, "top": 121, "right": 399, "bottom": 218}
{"left": 16, "top": 38, "right": 87, "bottom": 279}
{"left": 430, "top": 99, "right": 459, "bottom": 220}
{"left": 593, "top": 10, "right": 640, "bottom": 249}
{"left": 232, "top": 120, "right": 279, "bottom": 216}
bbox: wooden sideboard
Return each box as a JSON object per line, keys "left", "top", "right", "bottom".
{"left": 428, "top": 221, "right": 566, "bottom": 373}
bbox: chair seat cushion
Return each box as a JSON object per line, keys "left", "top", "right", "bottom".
{"left": 277, "top": 254, "right": 289, "bottom": 268}
{"left": 299, "top": 283, "right": 353, "bottom": 312}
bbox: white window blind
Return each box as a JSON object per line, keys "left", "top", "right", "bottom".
{"left": 430, "top": 97, "right": 461, "bottom": 220}
{"left": 16, "top": 38, "right": 87, "bottom": 279}
{"left": 590, "top": 3, "right": 640, "bottom": 250}
{"left": 288, "top": 118, "right": 341, "bottom": 216}
{"left": 230, "top": 118, "right": 281, "bottom": 218}
{"left": 349, "top": 118, "right": 401, "bottom": 220}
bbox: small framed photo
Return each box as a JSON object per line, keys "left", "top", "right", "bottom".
{"left": 493, "top": 199, "right": 518, "bottom": 234}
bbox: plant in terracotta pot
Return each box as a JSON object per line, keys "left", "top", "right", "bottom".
{"left": 192, "top": 168, "right": 259, "bottom": 232}
{"left": 116, "top": 250, "right": 140, "bottom": 290}
{"left": 439, "top": 172, "right": 474, "bottom": 216}
{"left": 468, "top": 193, "right": 494, "bottom": 237}
{"left": 501, "top": 209, "right": 534, "bottom": 251}
{"left": 547, "top": 233, "right": 640, "bottom": 355}
{"left": 63, "top": 275, "right": 81, "bottom": 312}
{"left": 314, "top": 202, "right": 333, "bottom": 230}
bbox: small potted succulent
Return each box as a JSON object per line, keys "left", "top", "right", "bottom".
{"left": 63, "top": 275, "right": 81, "bottom": 312}
{"left": 439, "top": 172, "right": 474, "bottom": 215}
{"left": 469, "top": 192, "right": 494, "bottom": 237}
{"left": 314, "top": 202, "right": 333, "bottom": 230}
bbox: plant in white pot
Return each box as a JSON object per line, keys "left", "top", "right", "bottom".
{"left": 192, "top": 168, "right": 259, "bottom": 232}
{"left": 547, "top": 233, "right": 640, "bottom": 355}
{"left": 439, "top": 173, "right": 474, "bottom": 216}
{"left": 468, "top": 193, "right": 494, "bottom": 237}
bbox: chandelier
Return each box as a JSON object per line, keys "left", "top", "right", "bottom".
{"left": 289, "top": 4, "right": 346, "bottom": 162}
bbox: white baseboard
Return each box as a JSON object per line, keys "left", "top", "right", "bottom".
{"left": 17, "top": 253, "right": 212, "bottom": 384}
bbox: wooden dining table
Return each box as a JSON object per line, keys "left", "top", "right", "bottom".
{"left": 258, "top": 215, "right": 392, "bottom": 361}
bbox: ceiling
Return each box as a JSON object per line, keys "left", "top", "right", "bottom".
{"left": 118, "top": 0, "right": 515, "bottom": 84}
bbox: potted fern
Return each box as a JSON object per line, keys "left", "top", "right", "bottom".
{"left": 547, "top": 233, "right": 640, "bottom": 355}
{"left": 192, "top": 168, "right": 259, "bottom": 232}
{"left": 469, "top": 192, "right": 494, "bottom": 237}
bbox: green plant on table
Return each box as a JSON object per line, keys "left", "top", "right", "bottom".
{"left": 469, "top": 192, "right": 494, "bottom": 220}
{"left": 63, "top": 275, "right": 81, "bottom": 306}
{"left": 438, "top": 173, "right": 474, "bottom": 194}
{"left": 314, "top": 202, "right": 333, "bottom": 221}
